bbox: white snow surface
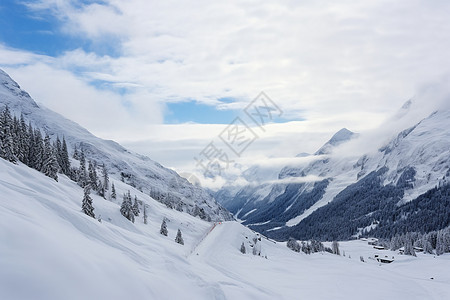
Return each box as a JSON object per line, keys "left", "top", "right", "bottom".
{"left": 1, "top": 159, "right": 450, "bottom": 299}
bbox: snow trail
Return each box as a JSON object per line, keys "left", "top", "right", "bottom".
{"left": 187, "top": 222, "right": 218, "bottom": 258}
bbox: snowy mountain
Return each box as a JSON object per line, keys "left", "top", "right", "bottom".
{"left": 314, "top": 127, "right": 357, "bottom": 155}
{"left": 216, "top": 105, "right": 450, "bottom": 240}
{"left": 2, "top": 69, "right": 450, "bottom": 299}
{"left": 215, "top": 127, "right": 357, "bottom": 226}
{"left": 0, "top": 69, "right": 232, "bottom": 222}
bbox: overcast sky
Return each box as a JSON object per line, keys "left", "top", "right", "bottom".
{"left": 1, "top": 0, "right": 450, "bottom": 187}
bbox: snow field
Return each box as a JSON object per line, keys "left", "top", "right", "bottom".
{"left": 1, "top": 159, "right": 450, "bottom": 299}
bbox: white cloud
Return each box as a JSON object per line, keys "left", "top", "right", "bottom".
{"left": 2, "top": 59, "right": 163, "bottom": 138}
{"left": 19, "top": 0, "right": 450, "bottom": 117}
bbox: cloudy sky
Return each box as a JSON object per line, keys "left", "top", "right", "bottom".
{"left": 1, "top": 0, "right": 450, "bottom": 187}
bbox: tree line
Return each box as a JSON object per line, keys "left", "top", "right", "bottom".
{"left": 0, "top": 105, "right": 69, "bottom": 181}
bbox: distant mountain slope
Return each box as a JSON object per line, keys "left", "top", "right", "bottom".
{"left": 216, "top": 105, "right": 450, "bottom": 240}
{"left": 215, "top": 128, "right": 357, "bottom": 228}
{"left": 0, "top": 69, "right": 232, "bottom": 222}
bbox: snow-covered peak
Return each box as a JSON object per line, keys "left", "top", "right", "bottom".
{"left": 0, "top": 69, "right": 38, "bottom": 110}
{"left": 315, "top": 128, "right": 356, "bottom": 155}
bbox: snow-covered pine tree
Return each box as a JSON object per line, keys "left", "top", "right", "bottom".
{"left": 82, "top": 185, "right": 95, "bottom": 218}
{"left": 32, "top": 128, "right": 44, "bottom": 170}
{"left": 111, "top": 182, "right": 116, "bottom": 200}
{"left": 252, "top": 241, "right": 258, "bottom": 255}
{"left": 78, "top": 149, "right": 87, "bottom": 187}
{"left": 102, "top": 163, "right": 109, "bottom": 191}
{"left": 390, "top": 235, "right": 403, "bottom": 251}
{"left": 60, "top": 137, "right": 70, "bottom": 175}
{"left": 143, "top": 204, "right": 148, "bottom": 224}
{"left": 17, "top": 114, "right": 29, "bottom": 164}
{"left": 175, "top": 229, "right": 184, "bottom": 245}
{"left": 404, "top": 239, "right": 416, "bottom": 256}
{"left": 331, "top": 241, "right": 340, "bottom": 255}
{"left": 287, "top": 238, "right": 301, "bottom": 252}
{"left": 25, "top": 122, "right": 34, "bottom": 167}
{"left": 11, "top": 115, "right": 19, "bottom": 157}
{"left": 88, "top": 160, "right": 98, "bottom": 191}
{"left": 55, "top": 136, "right": 63, "bottom": 172}
{"left": 97, "top": 179, "right": 105, "bottom": 199}
{"left": 41, "top": 134, "right": 59, "bottom": 181}
{"left": 240, "top": 242, "right": 246, "bottom": 254}
{"left": 73, "top": 145, "right": 79, "bottom": 160}
{"left": 0, "top": 105, "right": 17, "bottom": 163}
{"left": 160, "top": 219, "right": 168, "bottom": 236}
{"left": 422, "top": 235, "right": 434, "bottom": 254}
{"left": 132, "top": 195, "right": 140, "bottom": 216}
{"left": 120, "top": 191, "right": 134, "bottom": 223}
{"left": 436, "top": 230, "right": 446, "bottom": 256}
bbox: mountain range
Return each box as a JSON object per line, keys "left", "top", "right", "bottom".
{"left": 215, "top": 101, "right": 450, "bottom": 241}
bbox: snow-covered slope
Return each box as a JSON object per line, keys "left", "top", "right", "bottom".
{"left": 0, "top": 69, "right": 232, "bottom": 222}
{"left": 1, "top": 158, "right": 450, "bottom": 299}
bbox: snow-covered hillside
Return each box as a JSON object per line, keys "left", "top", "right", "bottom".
{"left": 0, "top": 69, "right": 232, "bottom": 222}
{"left": 1, "top": 158, "right": 450, "bottom": 299}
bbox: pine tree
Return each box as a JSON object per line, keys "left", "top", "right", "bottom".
{"left": 332, "top": 241, "right": 340, "bottom": 255}
{"left": 436, "top": 230, "right": 446, "bottom": 256}
{"left": 97, "top": 179, "right": 105, "bottom": 198}
{"left": 32, "top": 128, "right": 44, "bottom": 170}
{"left": 252, "top": 240, "right": 259, "bottom": 255}
{"left": 160, "top": 219, "right": 168, "bottom": 236}
{"left": 60, "top": 137, "right": 70, "bottom": 175}
{"left": 111, "top": 182, "right": 116, "bottom": 200}
{"left": 102, "top": 163, "right": 109, "bottom": 191}
{"left": 82, "top": 185, "right": 95, "bottom": 218}
{"left": 55, "top": 136, "right": 63, "bottom": 171}
{"left": 26, "top": 123, "right": 34, "bottom": 167}
{"left": 175, "top": 229, "right": 184, "bottom": 245}
{"left": 287, "top": 238, "right": 301, "bottom": 252}
{"left": 88, "top": 160, "right": 98, "bottom": 191}
{"left": 17, "top": 114, "right": 29, "bottom": 164}
{"left": 78, "top": 149, "right": 87, "bottom": 187}
{"left": 132, "top": 195, "right": 140, "bottom": 216}
{"left": 120, "top": 191, "right": 134, "bottom": 222}
{"left": 143, "top": 204, "right": 148, "bottom": 225}
{"left": 390, "top": 235, "right": 403, "bottom": 251}
{"left": 240, "top": 242, "right": 246, "bottom": 254}
{"left": 11, "top": 115, "right": 20, "bottom": 157}
{"left": 41, "top": 134, "right": 59, "bottom": 181}
{"left": 0, "top": 105, "right": 17, "bottom": 163}
{"left": 404, "top": 239, "right": 416, "bottom": 256}
{"left": 73, "top": 145, "right": 79, "bottom": 160}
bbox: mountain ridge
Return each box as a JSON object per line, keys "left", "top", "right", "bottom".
{"left": 0, "top": 69, "right": 232, "bottom": 222}
{"left": 216, "top": 103, "right": 450, "bottom": 240}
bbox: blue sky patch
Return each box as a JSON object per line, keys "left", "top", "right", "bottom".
{"left": 0, "top": 0, "right": 120, "bottom": 57}
{"left": 164, "top": 101, "right": 239, "bottom": 124}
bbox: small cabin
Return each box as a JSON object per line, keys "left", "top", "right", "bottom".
{"left": 376, "top": 255, "right": 394, "bottom": 263}
{"left": 373, "top": 245, "right": 385, "bottom": 250}
{"left": 413, "top": 246, "right": 424, "bottom": 252}
{"left": 367, "top": 238, "right": 379, "bottom": 245}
